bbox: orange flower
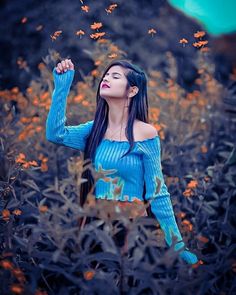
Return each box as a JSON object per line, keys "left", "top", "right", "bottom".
{"left": 74, "top": 94, "right": 84, "bottom": 103}
{"left": 10, "top": 284, "right": 24, "bottom": 294}
{"left": 84, "top": 270, "right": 95, "bottom": 280}
{"left": 148, "top": 80, "right": 157, "bottom": 87}
{"left": 39, "top": 205, "right": 48, "bottom": 213}
{"left": 12, "top": 268, "right": 26, "bottom": 283}
{"left": 179, "top": 38, "right": 188, "bottom": 44}
{"left": 30, "top": 160, "right": 38, "bottom": 166}
{"left": 148, "top": 28, "right": 157, "bottom": 37}
{"left": 187, "top": 180, "right": 198, "bottom": 189}
{"left": 76, "top": 30, "right": 85, "bottom": 39}
{"left": 197, "top": 235, "right": 209, "bottom": 243}
{"left": 109, "top": 4, "right": 118, "bottom": 9}
{"left": 36, "top": 126, "right": 43, "bottom": 132}
{"left": 82, "top": 101, "right": 89, "bottom": 107}
{"left": 15, "top": 153, "right": 26, "bottom": 164}
{"left": 105, "top": 3, "right": 118, "bottom": 14}
{"left": 94, "top": 60, "right": 101, "bottom": 66}
{"left": 32, "top": 116, "right": 41, "bottom": 123}
{"left": 40, "top": 162, "right": 48, "bottom": 172}
{"left": 201, "top": 145, "right": 208, "bottom": 153}
{"left": 108, "top": 53, "right": 117, "bottom": 58}
{"left": 179, "top": 38, "right": 188, "bottom": 47}
{"left": 182, "top": 219, "right": 193, "bottom": 231}
{"left": 177, "top": 212, "right": 186, "bottom": 219}
{"left": 0, "top": 259, "right": 14, "bottom": 270}
{"left": 193, "top": 40, "right": 208, "bottom": 48}
{"left": 12, "top": 209, "right": 22, "bottom": 216}
{"left": 81, "top": 5, "right": 89, "bottom": 12}
{"left": 194, "top": 31, "right": 206, "bottom": 38}
{"left": 2, "top": 209, "right": 10, "bottom": 221}
{"left": 183, "top": 188, "right": 194, "bottom": 198}
{"left": 191, "top": 259, "right": 204, "bottom": 268}
{"left": 50, "top": 30, "right": 62, "bottom": 41}
{"left": 90, "top": 32, "right": 106, "bottom": 39}
{"left": 90, "top": 22, "right": 103, "bottom": 30}
{"left": 22, "top": 160, "right": 38, "bottom": 169}
{"left": 11, "top": 87, "right": 20, "bottom": 94}
{"left": 91, "top": 69, "right": 99, "bottom": 77}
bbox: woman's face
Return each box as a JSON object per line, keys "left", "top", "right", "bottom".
{"left": 99, "top": 65, "right": 129, "bottom": 100}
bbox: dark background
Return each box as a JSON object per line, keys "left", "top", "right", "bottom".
{"left": 0, "top": 0, "right": 235, "bottom": 93}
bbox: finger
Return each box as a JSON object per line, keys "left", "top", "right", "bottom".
{"left": 61, "top": 60, "right": 66, "bottom": 70}
{"left": 58, "top": 63, "right": 63, "bottom": 71}
{"left": 68, "top": 59, "right": 74, "bottom": 70}
{"left": 65, "top": 59, "right": 70, "bottom": 69}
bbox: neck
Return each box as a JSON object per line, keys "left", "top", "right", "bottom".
{"left": 106, "top": 99, "right": 130, "bottom": 128}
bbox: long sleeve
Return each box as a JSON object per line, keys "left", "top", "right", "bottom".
{"left": 142, "top": 136, "right": 199, "bottom": 264}
{"left": 45, "top": 67, "right": 94, "bottom": 152}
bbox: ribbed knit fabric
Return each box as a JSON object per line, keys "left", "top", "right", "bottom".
{"left": 46, "top": 68, "right": 199, "bottom": 265}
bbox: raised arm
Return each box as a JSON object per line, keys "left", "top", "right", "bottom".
{"left": 45, "top": 60, "right": 94, "bottom": 152}
{"left": 142, "top": 136, "right": 199, "bottom": 265}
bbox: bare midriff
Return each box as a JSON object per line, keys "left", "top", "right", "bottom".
{"left": 95, "top": 198, "right": 148, "bottom": 219}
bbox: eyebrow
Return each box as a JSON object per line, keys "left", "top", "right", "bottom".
{"left": 105, "top": 72, "right": 122, "bottom": 76}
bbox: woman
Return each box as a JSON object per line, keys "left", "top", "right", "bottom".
{"left": 46, "top": 58, "right": 199, "bottom": 265}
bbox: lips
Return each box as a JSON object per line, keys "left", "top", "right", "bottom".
{"left": 101, "top": 83, "right": 110, "bottom": 88}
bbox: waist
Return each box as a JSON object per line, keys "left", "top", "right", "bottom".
{"left": 95, "top": 198, "right": 148, "bottom": 220}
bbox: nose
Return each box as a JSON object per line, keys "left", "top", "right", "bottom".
{"left": 102, "top": 75, "right": 109, "bottom": 83}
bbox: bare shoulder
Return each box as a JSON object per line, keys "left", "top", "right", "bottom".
{"left": 134, "top": 120, "right": 158, "bottom": 141}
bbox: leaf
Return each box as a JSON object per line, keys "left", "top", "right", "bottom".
{"left": 225, "top": 147, "right": 236, "bottom": 166}
{"left": 133, "top": 247, "right": 144, "bottom": 268}
{"left": 22, "top": 179, "right": 40, "bottom": 192}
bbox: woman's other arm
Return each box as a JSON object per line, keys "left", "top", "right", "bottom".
{"left": 142, "top": 134, "right": 199, "bottom": 265}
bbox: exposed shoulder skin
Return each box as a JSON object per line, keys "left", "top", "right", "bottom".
{"left": 133, "top": 120, "right": 158, "bottom": 141}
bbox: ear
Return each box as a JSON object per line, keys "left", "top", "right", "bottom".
{"left": 128, "top": 86, "right": 139, "bottom": 98}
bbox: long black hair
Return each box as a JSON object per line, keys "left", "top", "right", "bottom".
{"left": 79, "top": 59, "right": 152, "bottom": 215}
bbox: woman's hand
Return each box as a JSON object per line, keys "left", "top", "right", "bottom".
{"left": 179, "top": 248, "right": 199, "bottom": 265}
{"left": 55, "top": 59, "right": 74, "bottom": 74}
